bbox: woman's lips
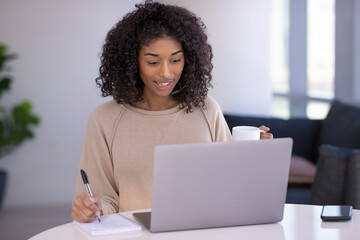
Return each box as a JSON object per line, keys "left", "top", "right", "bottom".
{"left": 154, "top": 81, "right": 173, "bottom": 91}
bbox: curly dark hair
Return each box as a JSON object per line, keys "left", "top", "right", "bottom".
{"left": 96, "top": 0, "right": 213, "bottom": 112}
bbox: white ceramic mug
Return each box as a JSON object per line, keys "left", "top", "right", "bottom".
{"left": 232, "top": 126, "right": 265, "bottom": 141}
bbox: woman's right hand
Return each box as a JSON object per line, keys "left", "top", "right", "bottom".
{"left": 72, "top": 192, "right": 102, "bottom": 223}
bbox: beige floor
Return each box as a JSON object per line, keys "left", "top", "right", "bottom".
{"left": 0, "top": 204, "right": 73, "bottom": 240}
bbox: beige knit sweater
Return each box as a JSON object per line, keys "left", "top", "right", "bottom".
{"left": 74, "top": 96, "right": 231, "bottom": 214}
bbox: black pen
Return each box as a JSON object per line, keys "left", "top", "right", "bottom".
{"left": 80, "top": 169, "right": 101, "bottom": 222}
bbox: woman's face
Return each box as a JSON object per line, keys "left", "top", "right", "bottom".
{"left": 138, "top": 36, "right": 185, "bottom": 102}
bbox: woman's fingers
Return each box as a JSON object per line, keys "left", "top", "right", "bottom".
{"left": 72, "top": 193, "right": 101, "bottom": 222}
{"left": 259, "top": 125, "right": 273, "bottom": 139}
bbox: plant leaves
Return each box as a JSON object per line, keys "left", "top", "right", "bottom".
{"left": 0, "top": 77, "right": 11, "bottom": 97}
{"left": 0, "top": 44, "right": 16, "bottom": 72}
{"left": 12, "top": 101, "right": 40, "bottom": 126}
{"left": 0, "top": 44, "right": 39, "bottom": 157}
{"left": 0, "top": 120, "right": 4, "bottom": 137}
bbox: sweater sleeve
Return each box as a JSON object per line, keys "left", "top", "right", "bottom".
{"left": 74, "top": 103, "right": 121, "bottom": 215}
{"left": 203, "top": 97, "right": 232, "bottom": 142}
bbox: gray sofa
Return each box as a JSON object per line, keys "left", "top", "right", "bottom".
{"left": 224, "top": 100, "right": 360, "bottom": 207}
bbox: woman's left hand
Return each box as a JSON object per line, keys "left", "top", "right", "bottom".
{"left": 259, "top": 125, "right": 273, "bottom": 139}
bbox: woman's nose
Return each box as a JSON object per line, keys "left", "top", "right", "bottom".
{"left": 159, "top": 62, "right": 172, "bottom": 79}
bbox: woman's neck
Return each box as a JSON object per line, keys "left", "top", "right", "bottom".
{"left": 134, "top": 95, "right": 179, "bottom": 111}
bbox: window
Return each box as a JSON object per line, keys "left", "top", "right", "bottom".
{"left": 271, "top": 0, "right": 334, "bottom": 119}
{"left": 307, "top": 0, "right": 335, "bottom": 99}
{"left": 270, "top": 0, "right": 289, "bottom": 94}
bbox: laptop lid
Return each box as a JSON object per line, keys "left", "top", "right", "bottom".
{"left": 134, "top": 138, "right": 293, "bottom": 232}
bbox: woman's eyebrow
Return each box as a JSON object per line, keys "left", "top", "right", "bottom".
{"left": 144, "top": 53, "right": 158, "bottom": 57}
{"left": 171, "top": 50, "right": 183, "bottom": 55}
{"left": 143, "top": 50, "right": 183, "bottom": 57}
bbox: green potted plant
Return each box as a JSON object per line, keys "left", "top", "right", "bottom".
{"left": 0, "top": 44, "right": 40, "bottom": 209}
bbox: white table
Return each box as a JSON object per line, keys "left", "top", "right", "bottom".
{"left": 29, "top": 204, "right": 360, "bottom": 240}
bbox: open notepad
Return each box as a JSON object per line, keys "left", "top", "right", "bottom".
{"left": 73, "top": 213, "right": 142, "bottom": 236}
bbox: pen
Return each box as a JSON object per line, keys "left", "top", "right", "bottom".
{"left": 80, "top": 169, "right": 101, "bottom": 222}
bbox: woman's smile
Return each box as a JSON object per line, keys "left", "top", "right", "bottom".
{"left": 154, "top": 80, "right": 173, "bottom": 90}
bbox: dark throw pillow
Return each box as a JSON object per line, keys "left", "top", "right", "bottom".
{"left": 345, "top": 150, "right": 360, "bottom": 208}
{"left": 319, "top": 100, "right": 360, "bottom": 148}
{"left": 310, "top": 145, "right": 360, "bottom": 209}
{"left": 310, "top": 144, "right": 351, "bottom": 205}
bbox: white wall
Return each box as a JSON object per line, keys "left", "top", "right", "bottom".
{"left": 0, "top": 0, "right": 138, "bottom": 207}
{"left": 0, "top": 0, "right": 272, "bottom": 207}
{"left": 162, "top": 0, "right": 272, "bottom": 115}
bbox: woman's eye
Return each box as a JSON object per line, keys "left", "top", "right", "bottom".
{"left": 147, "top": 61, "right": 158, "bottom": 65}
{"left": 172, "top": 59, "right": 181, "bottom": 63}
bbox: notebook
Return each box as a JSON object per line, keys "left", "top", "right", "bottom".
{"left": 133, "top": 138, "right": 293, "bottom": 232}
{"left": 73, "top": 213, "right": 142, "bottom": 236}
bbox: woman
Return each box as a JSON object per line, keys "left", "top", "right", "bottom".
{"left": 72, "top": 0, "right": 272, "bottom": 223}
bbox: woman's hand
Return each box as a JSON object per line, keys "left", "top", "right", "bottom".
{"left": 259, "top": 125, "right": 273, "bottom": 139}
{"left": 72, "top": 192, "right": 102, "bottom": 223}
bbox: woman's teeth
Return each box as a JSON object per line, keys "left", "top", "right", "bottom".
{"left": 156, "top": 82, "right": 170, "bottom": 86}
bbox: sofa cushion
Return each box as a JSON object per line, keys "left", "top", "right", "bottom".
{"left": 310, "top": 144, "right": 351, "bottom": 205}
{"left": 345, "top": 150, "right": 360, "bottom": 208}
{"left": 319, "top": 100, "right": 360, "bottom": 148}
{"left": 310, "top": 144, "right": 360, "bottom": 208}
{"left": 288, "top": 155, "right": 316, "bottom": 186}
{"left": 224, "top": 114, "right": 321, "bottom": 163}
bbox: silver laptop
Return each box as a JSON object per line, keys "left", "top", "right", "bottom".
{"left": 133, "top": 138, "right": 293, "bottom": 232}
